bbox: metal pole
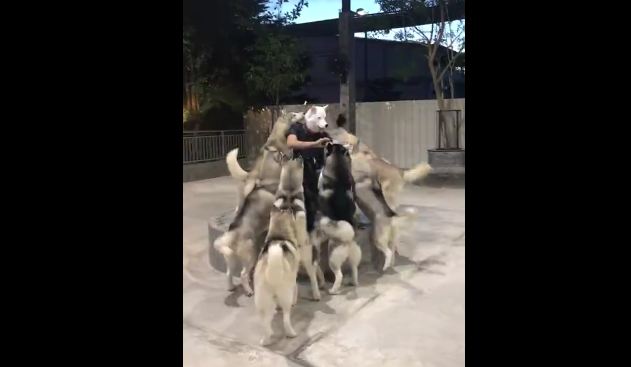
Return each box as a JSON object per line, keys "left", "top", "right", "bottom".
{"left": 221, "top": 131, "right": 226, "bottom": 157}
{"left": 364, "top": 31, "right": 368, "bottom": 99}
{"left": 339, "top": 1, "right": 356, "bottom": 133}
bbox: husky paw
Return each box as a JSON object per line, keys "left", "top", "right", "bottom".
{"left": 382, "top": 257, "right": 392, "bottom": 272}
{"left": 312, "top": 292, "right": 321, "bottom": 301}
{"left": 245, "top": 291, "right": 254, "bottom": 297}
{"left": 328, "top": 287, "right": 341, "bottom": 295}
{"left": 285, "top": 329, "right": 297, "bottom": 338}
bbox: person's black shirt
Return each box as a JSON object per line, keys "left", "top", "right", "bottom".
{"left": 286, "top": 122, "right": 330, "bottom": 169}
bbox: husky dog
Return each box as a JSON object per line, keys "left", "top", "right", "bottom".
{"left": 273, "top": 157, "right": 323, "bottom": 301}
{"left": 226, "top": 110, "right": 305, "bottom": 211}
{"left": 213, "top": 187, "right": 276, "bottom": 296}
{"left": 254, "top": 206, "right": 302, "bottom": 346}
{"left": 354, "top": 172, "right": 414, "bottom": 271}
{"left": 352, "top": 149, "right": 432, "bottom": 210}
{"left": 325, "top": 114, "right": 432, "bottom": 209}
{"left": 312, "top": 142, "right": 362, "bottom": 294}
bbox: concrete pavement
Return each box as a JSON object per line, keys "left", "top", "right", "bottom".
{"left": 183, "top": 176, "right": 464, "bottom": 367}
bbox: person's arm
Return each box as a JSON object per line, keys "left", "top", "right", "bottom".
{"left": 287, "top": 134, "right": 330, "bottom": 150}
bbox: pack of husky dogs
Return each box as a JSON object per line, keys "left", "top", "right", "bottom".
{"left": 214, "top": 105, "right": 432, "bottom": 345}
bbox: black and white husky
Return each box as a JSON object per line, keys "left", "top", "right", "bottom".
{"left": 312, "top": 142, "right": 362, "bottom": 294}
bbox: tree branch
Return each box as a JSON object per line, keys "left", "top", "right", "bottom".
{"left": 437, "top": 42, "right": 465, "bottom": 81}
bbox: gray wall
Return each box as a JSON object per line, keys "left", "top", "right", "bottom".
{"left": 187, "top": 98, "right": 465, "bottom": 182}
{"left": 357, "top": 99, "right": 465, "bottom": 168}
{"left": 282, "top": 99, "right": 465, "bottom": 169}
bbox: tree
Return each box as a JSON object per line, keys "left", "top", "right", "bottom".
{"left": 245, "top": 0, "right": 309, "bottom": 123}
{"left": 246, "top": 32, "right": 308, "bottom": 109}
{"left": 183, "top": 0, "right": 268, "bottom": 128}
{"left": 376, "top": 0, "right": 465, "bottom": 149}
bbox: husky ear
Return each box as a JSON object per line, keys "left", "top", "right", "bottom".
{"left": 290, "top": 112, "right": 304, "bottom": 123}
{"left": 322, "top": 105, "right": 328, "bottom": 110}
{"left": 306, "top": 106, "right": 316, "bottom": 117}
{"left": 325, "top": 142, "right": 334, "bottom": 155}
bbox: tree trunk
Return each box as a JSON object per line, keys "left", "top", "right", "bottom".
{"left": 449, "top": 68, "right": 455, "bottom": 100}
{"left": 429, "top": 56, "right": 457, "bottom": 149}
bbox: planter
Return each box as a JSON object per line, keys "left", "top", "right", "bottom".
{"left": 428, "top": 149, "right": 465, "bottom": 168}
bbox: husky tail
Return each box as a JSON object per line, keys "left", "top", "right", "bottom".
{"left": 402, "top": 162, "right": 432, "bottom": 183}
{"left": 265, "top": 242, "right": 287, "bottom": 285}
{"left": 226, "top": 148, "right": 248, "bottom": 180}
{"left": 213, "top": 232, "right": 235, "bottom": 257}
{"left": 318, "top": 217, "right": 355, "bottom": 243}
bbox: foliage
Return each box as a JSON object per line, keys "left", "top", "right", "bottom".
{"left": 183, "top": 0, "right": 309, "bottom": 127}
{"left": 246, "top": 32, "right": 308, "bottom": 107}
{"left": 375, "top": 0, "right": 465, "bottom": 107}
{"left": 183, "top": 0, "right": 268, "bottom": 125}
{"left": 245, "top": 0, "right": 309, "bottom": 111}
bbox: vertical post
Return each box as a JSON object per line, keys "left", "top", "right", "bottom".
{"left": 339, "top": 1, "right": 356, "bottom": 134}
{"left": 456, "top": 110, "right": 461, "bottom": 149}
{"left": 364, "top": 31, "right": 368, "bottom": 98}
{"left": 220, "top": 131, "right": 226, "bottom": 157}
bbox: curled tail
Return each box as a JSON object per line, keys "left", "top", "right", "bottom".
{"left": 403, "top": 162, "right": 432, "bottom": 183}
{"left": 213, "top": 232, "right": 235, "bottom": 257}
{"left": 265, "top": 243, "right": 286, "bottom": 285}
{"left": 318, "top": 217, "right": 355, "bottom": 243}
{"left": 226, "top": 148, "right": 248, "bottom": 180}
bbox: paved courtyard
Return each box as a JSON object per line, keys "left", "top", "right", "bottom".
{"left": 183, "top": 176, "right": 465, "bottom": 367}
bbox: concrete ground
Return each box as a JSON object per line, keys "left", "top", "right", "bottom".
{"left": 183, "top": 177, "right": 465, "bottom": 367}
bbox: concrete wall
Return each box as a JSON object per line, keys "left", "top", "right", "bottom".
{"left": 280, "top": 98, "right": 465, "bottom": 169}
{"left": 190, "top": 98, "right": 465, "bottom": 183}
{"left": 183, "top": 159, "right": 247, "bottom": 182}
{"left": 357, "top": 99, "right": 465, "bottom": 168}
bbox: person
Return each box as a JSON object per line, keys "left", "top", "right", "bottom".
{"left": 286, "top": 120, "right": 331, "bottom": 232}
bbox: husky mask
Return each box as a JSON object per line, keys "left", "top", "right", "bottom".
{"left": 304, "top": 105, "right": 328, "bottom": 132}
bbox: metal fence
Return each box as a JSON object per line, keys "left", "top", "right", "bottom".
{"left": 183, "top": 130, "right": 248, "bottom": 164}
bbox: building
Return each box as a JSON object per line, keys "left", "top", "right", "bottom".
{"left": 289, "top": 36, "right": 465, "bottom": 104}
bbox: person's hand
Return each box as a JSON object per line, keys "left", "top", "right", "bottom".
{"left": 313, "top": 137, "right": 331, "bottom": 148}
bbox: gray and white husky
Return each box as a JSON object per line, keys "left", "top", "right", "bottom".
{"left": 213, "top": 187, "right": 276, "bottom": 296}
{"left": 272, "top": 157, "right": 324, "bottom": 301}
{"left": 225, "top": 110, "right": 305, "bottom": 212}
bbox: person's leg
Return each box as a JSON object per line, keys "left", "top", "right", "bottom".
{"left": 303, "top": 160, "right": 319, "bottom": 232}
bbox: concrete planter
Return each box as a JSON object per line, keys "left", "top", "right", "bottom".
{"left": 426, "top": 149, "right": 465, "bottom": 186}
{"left": 428, "top": 149, "right": 465, "bottom": 168}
